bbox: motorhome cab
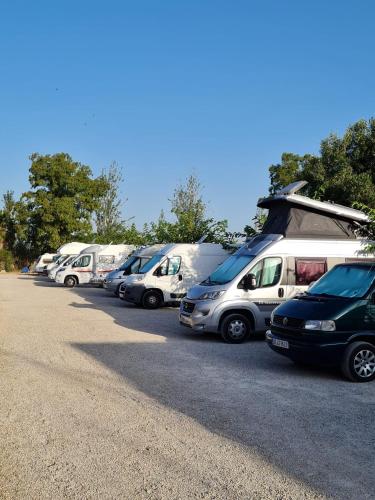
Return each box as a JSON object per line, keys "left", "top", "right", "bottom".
{"left": 55, "top": 244, "right": 135, "bottom": 287}
{"left": 266, "top": 263, "right": 375, "bottom": 382}
{"left": 47, "top": 242, "right": 92, "bottom": 280}
{"left": 35, "top": 253, "right": 58, "bottom": 274}
{"left": 104, "top": 245, "right": 164, "bottom": 296}
{"left": 179, "top": 181, "right": 370, "bottom": 343}
{"left": 122, "top": 243, "right": 230, "bottom": 308}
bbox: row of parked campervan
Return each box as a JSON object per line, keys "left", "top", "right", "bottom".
{"left": 39, "top": 181, "right": 375, "bottom": 382}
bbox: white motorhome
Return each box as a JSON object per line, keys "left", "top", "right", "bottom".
{"left": 35, "top": 253, "right": 58, "bottom": 274}
{"left": 122, "top": 243, "right": 230, "bottom": 308}
{"left": 104, "top": 245, "right": 164, "bottom": 296}
{"left": 47, "top": 242, "right": 93, "bottom": 279}
{"left": 179, "top": 181, "right": 373, "bottom": 343}
{"left": 55, "top": 244, "right": 135, "bottom": 287}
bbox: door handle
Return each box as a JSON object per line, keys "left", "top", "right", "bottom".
{"left": 278, "top": 287, "right": 284, "bottom": 298}
{"left": 178, "top": 274, "right": 183, "bottom": 281}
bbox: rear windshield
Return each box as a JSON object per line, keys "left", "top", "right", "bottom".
{"left": 308, "top": 265, "right": 375, "bottom": 298}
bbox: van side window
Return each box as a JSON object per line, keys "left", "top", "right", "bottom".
{"left": 295, "top": 259, "right": 327, "bottom": 285}
{"left": 159, "top": 256, "right": 181, "bottom": 276}
{"left": 72, "top": 255, "right": 91, "bottom": 268}
{"left": 130, "top": 258, "right": 141, "bottom": 274}
{"left": 247, "top": 257, "right": 282, "bottom": 288}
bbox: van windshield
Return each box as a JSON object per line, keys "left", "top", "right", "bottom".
{"left": 55, "top": 254, "right": 68, "bottom": 265}
{"left": 119, "top": 255, "right": 138, "bottom": 271}
{"left": 308, "top": 265, "right": 375, "bottom": 299}
{"left": 202, "top": 254, "right": 255, "bottom": 285}
{"left": 138, "top": 254, "right": 163, "bottom": 274}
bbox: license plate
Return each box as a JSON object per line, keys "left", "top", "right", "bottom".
{"left": 272, "top": 338, "right": 289, "bottom": 349}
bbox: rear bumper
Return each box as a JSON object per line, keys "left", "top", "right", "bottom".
{"left": 266, "top": 330, "right": 347, "bottom": 366}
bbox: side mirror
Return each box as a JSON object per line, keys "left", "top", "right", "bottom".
{"left": 244, "top": 273, "right": 257, "bottom": 290}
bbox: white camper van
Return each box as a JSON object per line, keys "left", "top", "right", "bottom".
{"left": 55, "top": 244, "right": 135, "bottom": 287}
{"left": 35, "top": 253, "right": 58, "bottom": 274}
{"left": 122, "top": 243, "right": 230, "bottom": 308}
{"left": 47, "top": 242, "right": 93, "bottom": 279}
{"left": 104, "top": 245, "right": 164, "bottom": 296}
{"left": 179, "top": 181, "right": 373, "bottom": 343}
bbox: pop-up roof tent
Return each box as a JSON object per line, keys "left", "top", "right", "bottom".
{"left": 257, "top": 181, "right": 368, "bottom": 239}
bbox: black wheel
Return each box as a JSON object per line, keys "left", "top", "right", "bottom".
{"left": 221, "top": 314, "right": 252, "bottom": 343}
{"left": 142, "top": 290, "right": 163, "bottom": 309}
{"left": 341, "top": 341, "right": 375, "bottom": 382}
{"left": 64, "top": 275, "right": 77, "bottom": 288}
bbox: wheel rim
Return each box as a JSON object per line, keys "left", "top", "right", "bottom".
{"left": 148, "top": 295, "right": 157, "bottom": 305}
{"left": 353, "top": 349, "right": 375, "bottom": 378}
{"left": 228, "top": 319, "right": 247, "bottom": 339}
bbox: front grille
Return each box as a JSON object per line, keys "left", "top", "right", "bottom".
{"left": 182, "top": 301, "right": 195, "bottom": 313}
{"left": 273, "top": 315, "right": 304, "bottom": 329}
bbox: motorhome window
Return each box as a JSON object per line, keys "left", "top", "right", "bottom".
{"left": 55, "top": 254, "right": 68, "bottom": 266}
{"left": 167, "top": 256, "right": 181, "bottom": 275}
{"left": 245, "top": 257, "right": 282, "bottom": 288}
{"left": 64, "top": 256, "right": 77, "bottom": 266}
{"left": 308, "top": 265, "right": 375, "bottom": 298}
{"left": 139, "top": 254, "right": 163, "bottom": 273}
{"left": 203, "top": 255, "right": 255, "bottom": 285}
{"left": 72, "top": 255, "right": 91, "bottom": 268}
{"left": 295, "top": 259, "right": 327, "bottom": 286}
{"left": 52, "top": 255, "right": 60, "bottom": 262}
{"left": 99, "top": 255, "right": 115, "bottom": 264}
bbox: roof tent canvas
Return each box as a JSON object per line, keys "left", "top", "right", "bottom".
{"left": 257, "top": 181, "right": 368, "bottom": 240}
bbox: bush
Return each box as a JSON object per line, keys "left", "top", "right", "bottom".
{"left": 0, "top": 249, "right": 15, "bottom": 272}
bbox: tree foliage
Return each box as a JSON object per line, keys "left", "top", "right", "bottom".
{"left": 143, "top": 175, "right": 229, "bottom": 244}
{"left": 269, "top": 118, "right": 375, "bottom": 207}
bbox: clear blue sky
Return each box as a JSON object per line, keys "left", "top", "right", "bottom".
{"left": 0, "top": 0, "right": 374, "bottom": 231}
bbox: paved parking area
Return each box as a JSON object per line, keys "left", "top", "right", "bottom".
{"left": 0, "top": 274, "right": 374, "bottom": 499}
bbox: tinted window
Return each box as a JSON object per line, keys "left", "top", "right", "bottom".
{"left": 309, "top": 265, "right": 375, "bottom": 298}
{"left": 296, "top": 259, "right": 327, "bottom": 285}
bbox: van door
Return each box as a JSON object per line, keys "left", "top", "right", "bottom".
{"left": 240, "top": 256, "right": 286, "bottom": 328}
{"left": 154, "top": 256, "right": 183, "bottom": 301}
{"left": 71, "top": 254, "right": 93, "bottom": 284}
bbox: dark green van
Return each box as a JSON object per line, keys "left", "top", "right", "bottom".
{"left": 266, "top": 262, "right": 375, "bottom": 382}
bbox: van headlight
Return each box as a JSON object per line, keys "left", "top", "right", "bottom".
{"left": 198, "top": 290, "right": 226, "bottom": 300}
{"left": 132, "top": 274, "right": 145, "bottom": 282}
{"left": 304, "top": 320, "right": 336, "bottom": 331}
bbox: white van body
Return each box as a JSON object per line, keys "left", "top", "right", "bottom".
{"left": 55, "top": 244, "right": 135, "bottom": 287}
{"left": 35, "top": 253, "right": 58, "bottom": 273}
{"left": 47, "top": 242, "right": 93, "bottom": 278}
{"left": 104, "top": 245, "right": 165, "bottom": 295}
{"left": 123, "top": 243, "right": 230, "bottom": 308}
{"left": 179, "top": 235, "right": 375, "bottom": 341}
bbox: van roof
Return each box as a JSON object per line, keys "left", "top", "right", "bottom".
{"left": 258, "top": 181, "right": 368, "bottom": 223}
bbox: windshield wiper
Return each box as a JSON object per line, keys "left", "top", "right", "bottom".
{"left": 308, "top": 292, "right": 340, "bottom": 298}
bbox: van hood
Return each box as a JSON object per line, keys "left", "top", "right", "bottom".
{"left": 186, "top": 283, "right": 227, "bottom": 300}
{"left": 107, "top": 268, "right": 122, "bottom": 280}
{"left": 275, "top": 295, "right": 362, "bottom": 321}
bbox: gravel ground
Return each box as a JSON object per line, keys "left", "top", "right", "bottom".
{"left": 0, "top": 274, "right": 374, "bottom": 499}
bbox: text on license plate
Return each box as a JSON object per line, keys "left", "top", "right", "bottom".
{"left": 272, "top": 338, "right": 289, "bottom": 349}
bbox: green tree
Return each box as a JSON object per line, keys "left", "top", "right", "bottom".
{"left": 144, "top": 175, "right": 229, "bottom": 244}
{"left": 19, "top": 153, "right": 108, "bottom": 258}
{"left": 269, "top": 118, "right": 375, "bottom": 207}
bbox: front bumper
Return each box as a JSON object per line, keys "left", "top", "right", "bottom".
{"left": 179, "top": 299, "right": 217, "bottom": 332}
{"left": 266, "top": 328, "right": 348, "bottom": 366}
{"left": 123, "top": 284, "right": 146, "bottom": 304}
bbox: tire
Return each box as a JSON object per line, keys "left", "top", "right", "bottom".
{"left": 142, "top": 290, "right": 163, "bottom": 309}
{"left": 341, "top": 341, "right": 375, "bottom": 382}
{"left": 64, "top": 275, "right": 78, "bottom": 288}
{"left": 221, "top": 314, "right": 252, "bottom": 343}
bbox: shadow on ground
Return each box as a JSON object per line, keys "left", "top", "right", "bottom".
{"left": 33, "top": 276, "right": 375, "bottom": 498}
